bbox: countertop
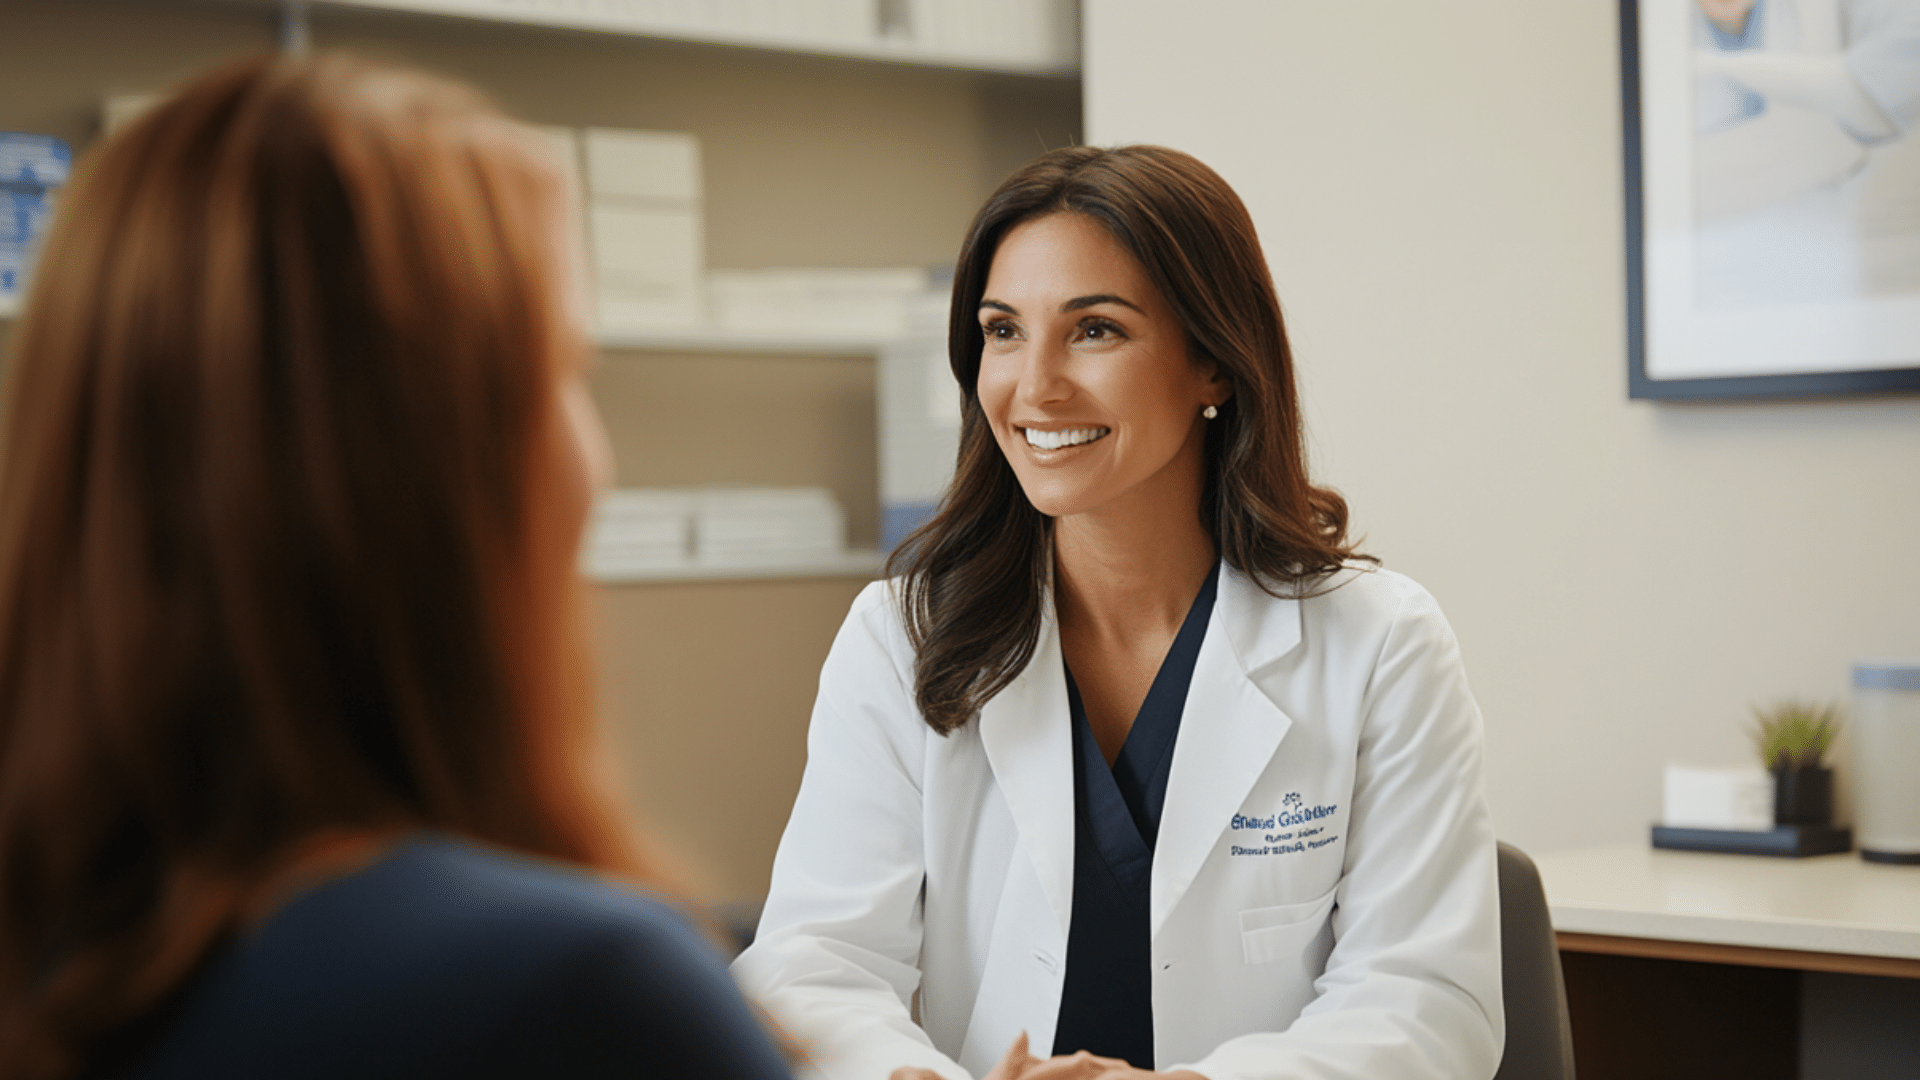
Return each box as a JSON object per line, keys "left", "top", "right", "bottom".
{"left": 1533, "top": 842, "right": 1920, "bottom": 961}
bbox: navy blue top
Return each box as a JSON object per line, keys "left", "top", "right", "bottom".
{"left": 116, "top": 835, "right": 792, "bottom": 1080}
{"left": 1052, "top": 563, "right": 1219, "bottom": 1068}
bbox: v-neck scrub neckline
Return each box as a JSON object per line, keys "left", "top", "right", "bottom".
{"left": 1052, "top": 561, "right": 1220, "bottom": 1068}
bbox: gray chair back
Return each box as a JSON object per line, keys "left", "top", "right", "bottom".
{"left": 1492, "top": 841, "right": 1577, "bottom": 1080}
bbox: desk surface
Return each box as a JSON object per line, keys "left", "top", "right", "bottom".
{"left": 1535, "top": 843, "right": 1920, "bottom": 962}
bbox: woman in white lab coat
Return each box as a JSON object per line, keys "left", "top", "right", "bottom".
{"left": 733, "top": 146, "right": 1503, "bottom": 1080}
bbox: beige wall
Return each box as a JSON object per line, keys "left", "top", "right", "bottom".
{"left": 1085, "top": 0, "right": 1920, "bottom": 856}
{"left": 1, "top": 0, "right": 1080, "bottom": 903}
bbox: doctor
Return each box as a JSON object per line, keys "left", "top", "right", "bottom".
{"left": 733, "top": 146, "right": 1503, "bottom": 1080}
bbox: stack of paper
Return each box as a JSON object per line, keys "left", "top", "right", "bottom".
{"left": 693, "top": 488, "right": 847, "bottom": 567}
{"left": 582, "top": 489, "right": 695, "bottom": 577}
{"left": 707, "top": 267, "right": 934, "bottom": 339}
{"left": 583, "top": 128, "right": 704, "bottom": 331}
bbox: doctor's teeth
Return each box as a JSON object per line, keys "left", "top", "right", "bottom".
{"left": 1024, "top": 427, "right": 1110, "bottom": 450}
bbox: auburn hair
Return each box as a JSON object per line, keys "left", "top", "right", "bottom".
{"left": 0, "top": 54, "right": 652, "bottom": 1078}
{"left": 889, "top": 145, "right": 1370, "bottom": 734}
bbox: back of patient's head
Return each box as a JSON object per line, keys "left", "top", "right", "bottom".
{"left": 0, "top": 54, "right": 640, "bottom": 1077}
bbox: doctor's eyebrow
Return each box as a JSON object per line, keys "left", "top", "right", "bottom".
{"left": 978, "top": 294, "right": 1145, "bottom": 315}
{"left": 1061, "top": 293, "right": 1143, "bottom": 314}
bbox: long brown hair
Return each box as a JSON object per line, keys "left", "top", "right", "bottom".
{"left": 0, "top": 55, "right": 650, "bottom": 1078}
{"left": 890, "top": 145, "right": 1369, "bottom": 734}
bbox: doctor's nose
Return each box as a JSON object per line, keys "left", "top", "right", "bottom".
{"left": 1014, "top": 337, "right": 1074, "bottom": 408}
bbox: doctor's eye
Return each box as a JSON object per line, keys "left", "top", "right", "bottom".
{"left": 1074, "top": 317, "right": 1127, "bottom": 345}
{"left": 981, "top": 318, "right": 1022, "bottom": 346}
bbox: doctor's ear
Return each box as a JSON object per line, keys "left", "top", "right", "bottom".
{"left": 1203, "top": 370, "right": 1234, "bottom": 412}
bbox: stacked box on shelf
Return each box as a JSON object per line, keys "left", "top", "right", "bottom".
{"left": 693, "top": 488, "right": 847, "bottom": 567}
{"left": 706, "top": 267, "right": 933, "bottom": 339}
{"left": 583, "top": 128, "right": 704, "bottom": 331}
{"left": 584, "top": 487, "right": 852, "bottom": 576}
{"left": 583, "top": 490, "right": 695, "bottom": 577}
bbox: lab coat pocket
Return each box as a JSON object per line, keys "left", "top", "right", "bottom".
{"left": 1238, "top": 888, "right": 1337, "bottom": 965}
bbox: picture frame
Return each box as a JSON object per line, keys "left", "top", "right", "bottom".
{"left": 1621, "top": 0, "right": 1920, "bottom": 400}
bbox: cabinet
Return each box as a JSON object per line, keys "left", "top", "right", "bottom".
{"left": 1539, "top": 844, "right": 1920, "bottom": 1080}
{"left": 0, "top": 0, "right": 1079, "bottom": 906}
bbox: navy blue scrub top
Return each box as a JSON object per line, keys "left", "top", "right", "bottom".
{"left": 1052, "top": 562, "right": 1220, "bottom": 1068}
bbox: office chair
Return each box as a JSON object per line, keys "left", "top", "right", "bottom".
{"left": 1492, "top": 841, "right": 1577, "bottom": 1080}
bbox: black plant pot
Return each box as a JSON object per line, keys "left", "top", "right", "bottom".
{"left": 1773, "top": 766, "right": 1834, "bottom": 827}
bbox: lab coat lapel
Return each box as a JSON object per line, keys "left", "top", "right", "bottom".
{"left": 977, "top": 604, "right": 1076, "bottom": 943}
{"left": 1151, "top": 565, "right": 1301, "bottom": 939}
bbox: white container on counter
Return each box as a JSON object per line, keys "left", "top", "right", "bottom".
{"left": 1852, "top": 661, "right": 1920, "bottom": 864}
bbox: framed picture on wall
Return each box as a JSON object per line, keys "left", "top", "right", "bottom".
{"left": 1622, "top": 0, "right": 1920, "bottom": 399}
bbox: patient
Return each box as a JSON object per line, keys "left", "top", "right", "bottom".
{"left": 0, "top": 54, "right": 791, "bottom": 1080}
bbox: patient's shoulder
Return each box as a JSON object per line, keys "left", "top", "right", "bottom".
{"left": 121, "top": 835, "right": 790, "bottom": 1079}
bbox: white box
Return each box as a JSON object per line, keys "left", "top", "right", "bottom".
{"left": 582, "top": 128, "right": 701, "bottom": 204}
{"left": 578, "top": 128, "right": 704, "bottom": 332}
{"left": 692, "top": 488, "right": 846, "bottom": 563}
{"left": 582, "top": 489, "right": 695, "bottom": 575}
{"left": 1662, "top": 764, "right": 1774, "bottom": 831}
{"left": 707, "top": 267, "right": 930, "bottom": 338}
{"left": 591, "top": 204, "right": 704, "bottom": 330}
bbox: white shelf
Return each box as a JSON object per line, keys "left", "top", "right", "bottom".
{"left": 588, "top": 547, "right": 885, "bottom": 584}
{"left": 595, "top": 327, "right": 888, "bottom": 356}
{"left": 306, "top": 1, "right": 1080, "bottom": 77}
{"left": 0, "top": 307, "right": 889, "bottom": 354}
{"left": 0, "top": 306, "right": 890, "bottom": 355}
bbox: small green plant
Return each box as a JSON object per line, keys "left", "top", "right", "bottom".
{"left": 1749, "top": 698, "right": 1843, "bottom": 771}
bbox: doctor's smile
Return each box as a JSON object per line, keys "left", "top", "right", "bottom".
{"left": 1019, "top": 426, "right": 1111, "bottom": 451}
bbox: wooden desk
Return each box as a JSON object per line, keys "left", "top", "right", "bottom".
{"left": 1535, "top": 844, "right": 1920, "bottom": 1080}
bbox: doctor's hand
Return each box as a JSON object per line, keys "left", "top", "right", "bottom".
{"left": 1015, "top": 1050, "right": 1208, "bottom": 1080}
{"left": 889, "top": 1031, "right": 1041, "bottom": 1080}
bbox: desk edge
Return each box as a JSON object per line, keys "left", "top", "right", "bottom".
{"left": 1556, "top": 931, "right": 1920, "bottom": 979}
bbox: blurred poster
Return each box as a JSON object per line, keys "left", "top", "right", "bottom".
{"left": 0, "top": 133, "right": 71, "bottom": 308}
{"left": 1628, "top": 0, "right": 1920, "bottom": 397}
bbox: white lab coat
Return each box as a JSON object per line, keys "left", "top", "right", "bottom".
{"left": 733, "top": 563, "right": 1503, "bottom": 1080}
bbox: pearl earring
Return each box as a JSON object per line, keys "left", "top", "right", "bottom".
{"left": 1203, "top": 405, "right": 1218, "bottom": 419}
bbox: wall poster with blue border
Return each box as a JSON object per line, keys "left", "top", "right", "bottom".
{"left": 1, "top": 132, "right": 72, "bottom": 308}
{"left": 1623, "top": 0, "right": 1920, "bottom": 399}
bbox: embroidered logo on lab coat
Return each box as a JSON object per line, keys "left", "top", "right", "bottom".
{"left": 1227, "top": 792, "right": 1340, "bottom": 856}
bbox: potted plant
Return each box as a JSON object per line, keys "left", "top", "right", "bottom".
{"left": 1750, "top": 699, "right": 1843, "bottom": 827}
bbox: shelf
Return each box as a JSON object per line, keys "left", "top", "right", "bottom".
{"left": 0, "top": 305, "right": 893, "bottom": 354}
{"left": 303, "top": 1, "right": 1080, "bottom": 77}
{"left": 595, "top": 327, "right": 889, "bottom": 356}
{"left": 587, "top": 547, "right": 884, "bottom": 584}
